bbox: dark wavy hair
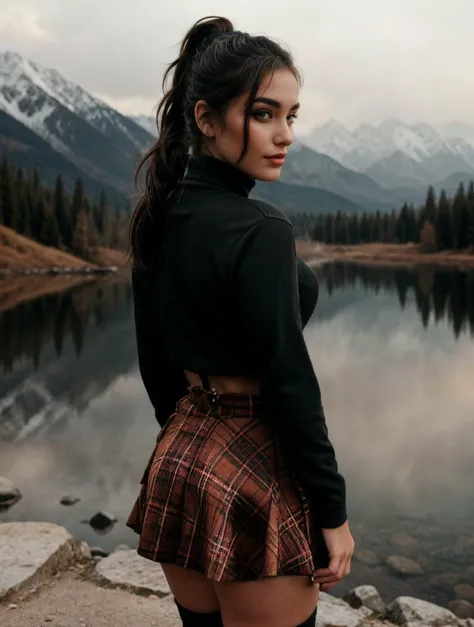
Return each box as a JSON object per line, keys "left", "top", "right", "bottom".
{"left": 129, "top": 16, "right": 299, "bottom": 267}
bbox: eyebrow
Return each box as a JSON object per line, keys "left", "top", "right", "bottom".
{"left": 252, "top": 97, "right": 300, "bottom": 111}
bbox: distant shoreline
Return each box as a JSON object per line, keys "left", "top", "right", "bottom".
{"left": 0, "top": 266, "right": 119, "bottom": 279}
{"left": 0, "top": 270, "right": 130, "bottom": 313}
{"left": 296, "top": 242, "right": 474, "bottom": 271}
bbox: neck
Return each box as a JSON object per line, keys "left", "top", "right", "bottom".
{"left": 184, "top": 154, "right": 255, "bottom": 198}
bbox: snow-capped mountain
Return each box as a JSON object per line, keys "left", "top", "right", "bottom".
{"left": 0, "top": 51, "right": 154, "bottom": 192}
{"left": 279, "top": 139, "right": 397, "bottom": 211}
{"left": 304, "top": 118, "right": 474, "bottom": 188}
{"left": 129, "top": 114, "right": 157, "bottom": 137}
{"left": 2, "top": 49, "right": 471, "bottom": 213}
{"left": 440, "top": 120, "right": 474, "bottom": 146}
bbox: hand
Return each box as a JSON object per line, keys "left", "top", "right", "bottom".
{"left": 313, "top": 520, "right": 355, "bottom": 592}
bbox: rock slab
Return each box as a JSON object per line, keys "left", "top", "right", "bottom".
{"left": 95, "top": 548, "right": 171, "bottom": 597}
{"left": 354, "top": 548, "right": 383, "bottom": 567}
{"left": 318, "top": 592, "right": 392, "bottom": 627}
{"left": 0, "top": 522, "right": 91, "bottom": 602}
{"left": 449, "top": 600, "right": 474, "bottom": 619}
{"left": 385, "top": 595, "right": 459, "bottom": 626}
{"left": 0, "top": 477, "right": 22, "bottom": 510}
{"left": 386, "top": 556, "right": 424, "bottom": 576}
{"left": 344, "top": 585, "right": 386, "bottom": 614}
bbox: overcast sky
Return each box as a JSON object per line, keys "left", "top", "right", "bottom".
{"left": 1, "top": 0, "right": 473, "bottom": 134}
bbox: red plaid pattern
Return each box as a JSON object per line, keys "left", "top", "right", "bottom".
{"left": 127, "top": 387, "right": 328, "bottom": 581}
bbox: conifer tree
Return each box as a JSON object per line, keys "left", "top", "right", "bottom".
{"left": 324, "top": 213, "right": 335, "bottom": 244}
{"left": 458, "top": 183, "right": 471, "bottom": 249}
{"left": 32, "top": 195, "right": 46, "bottom": 241}
{"left": 451, "top": 183, "right": 466, "bottom": 249}
{"left": 467, "top": 180, "right": 474, "bottom": 248}
{"left": 396, "top": 203, "right": 409, "bottom": 243}
{"left": 53, "top": 175, "right": 71, "bottom": 248}
{"left": 41, "top": 207, "right": 61, "bottom": 247}
{"left": 72, "top": 208, "right": 90, "bottom": 259}
{"left": 436, "top": 189, "right": 452, "bottom": 250}
{"left": 32, "top": 169, "right": 41, "bottom": 204}
{"left": 382, "top": 212, "right": 391, "bottom": 242}
{"left": 94, "top": 190, "right": 107, "bottom": 235}
{"left": 17, "top": 187, "right": 30, "bottom": 236}
{"left": 374, "top": 210, "right": 384, "bottom": 242}
{"left": 420, "top": 185, "right": 437, "bottom": 228}
{"left": 313, "top": 214, "right": 325, "bottom": 242}
{"left": 334, "top": 211, "right": 348, "bottom": 244}
{"left": 406, "top": 204, "right": 418, "bottom": 242}
{"left": 359, "top": 212, "right": 370, "bottom": 243}
{"left": 349, "top": 213, "right": 359, "bottom": 244}
{"left": 71, "top": 177, "right": 84, "bottom": 228}
{"left": 0, "top": 158, "right": 18, "bottom": 228}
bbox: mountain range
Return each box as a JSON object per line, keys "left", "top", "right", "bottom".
{"left": 1, "top": 50, "right": 473, "bottom": 216}
{"left": 0, "top": 51, "right": 152, "bottom": 206}
{"left": 305, "top": 118, "right": 474, "bottom": 191}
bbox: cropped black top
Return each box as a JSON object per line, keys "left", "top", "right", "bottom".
{"left": 132, "top": 155, "right": 347, "bottom": 529}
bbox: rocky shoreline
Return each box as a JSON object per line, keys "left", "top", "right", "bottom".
{"left": 0, "top": 265, "right": 119, "bottom": 278}
{"left": 1, "top": 521, "right": 473, "bottom": 627}
{"left": 2, "top": 477, "right": 474, "bottom": 625}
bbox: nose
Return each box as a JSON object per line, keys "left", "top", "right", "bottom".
{"left": 274, "top": 121, "right": 293, "bottom": 147}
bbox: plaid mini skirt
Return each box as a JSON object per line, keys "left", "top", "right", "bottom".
{"left": 126, "top": 386, "right": 328, "bottom": 582}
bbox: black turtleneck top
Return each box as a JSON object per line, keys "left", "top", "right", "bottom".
{"left": 132, "top": 155, "right": 347, "bottom": 529}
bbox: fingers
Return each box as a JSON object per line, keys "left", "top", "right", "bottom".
{"left": 344, "top": 554, "right": 352, "bottom": 578}
{"left": 314, "top": 553, "right": 353, "bottom": 588}
{"left": 313, "top": 556, "right": 343, "bottom": 585}
{"left": 320, "top": 581, "right": 338, "bottom": 592}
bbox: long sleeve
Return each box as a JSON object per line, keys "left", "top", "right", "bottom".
{"left": 297, "top": 257, "right": 319, "bottom": 328}
{"left": 232, "top": 217, "right": 347, "bottom": 529}
{"left": 132, "top": 265, "right": 189, "bottom": 427}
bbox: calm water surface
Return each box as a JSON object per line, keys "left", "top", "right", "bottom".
{"left": 1, "top": 264, "right": 473, "bottom": 607}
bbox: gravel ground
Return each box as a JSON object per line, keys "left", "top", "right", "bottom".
{"left": 0, "top": 571, "right": 180, "bottom": 627}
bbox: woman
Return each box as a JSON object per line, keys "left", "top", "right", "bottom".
{"left": 127, "top": 15, "right": 354, "bottom": 627}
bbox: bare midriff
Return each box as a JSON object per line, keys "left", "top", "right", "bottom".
{"left": 184, "top": 370, "right": 262, "bottom": 395}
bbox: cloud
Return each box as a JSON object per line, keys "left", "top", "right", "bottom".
{"left": 0, "top": 4, "right": 52, "bottom": 44}
{"left": 2, "top": 0, "right": 474, "bottom": 131}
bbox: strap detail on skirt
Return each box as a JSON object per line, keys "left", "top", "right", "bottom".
{"left": 199, "top": 374, "right": 211, "bottom": 391}
{"left": 198, "top": 374, "right": 219, "bottom": 406}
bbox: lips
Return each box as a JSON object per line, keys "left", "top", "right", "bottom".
{"left": 265, "top": 153, "right": 287, "bottom": 159}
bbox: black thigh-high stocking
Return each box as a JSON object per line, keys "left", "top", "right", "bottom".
{"left": 174, "top": 599, "right": 224, "bottom": 626}
{"left": 175, "top": 598, "right": 316, "bottom": 626}
{"left": 297, "top": 606, "right": 317, "bottom": 626}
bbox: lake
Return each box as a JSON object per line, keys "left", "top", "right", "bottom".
{"left": 1, "top": 263, "right": 474, "bottom": 608}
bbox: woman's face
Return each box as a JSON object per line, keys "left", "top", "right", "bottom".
{"left": 199, "top": 68, "right": 300, "bottom": 182}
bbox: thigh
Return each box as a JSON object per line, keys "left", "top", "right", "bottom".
{"left": 214, "top": 575, "right": 319, "bottom": 627}
{"left": 161, "top": 563, "right": 220, "bottom": 613}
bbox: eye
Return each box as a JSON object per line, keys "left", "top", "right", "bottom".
{"left": 287, "top": 112, "right": 298, "bottom": 124}
{"left": 252, "top": 109, "right": 272, "bottom": 121}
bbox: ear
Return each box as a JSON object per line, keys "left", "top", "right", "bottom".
{"left": 194, "top": 99, "right": 218, "bottom": 138}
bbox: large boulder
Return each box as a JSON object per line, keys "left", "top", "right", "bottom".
{"left": 0, "top": 522, "right": 91, "bottom": 602}
{"left": 344, "top": 585, "right": 386, "bottom": 614}
{"left": 385, "top": 596, "right": 459, "bottom": 626}
{"left": 317, "top": 592, "right": 392, "bottom": 627}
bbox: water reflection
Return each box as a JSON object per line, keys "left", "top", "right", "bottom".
{"left": 305, "top": 262, "right": 474, "bottom": 606}
{"left": 316, "top": 262, "right": 474, "bottom": 339}
{"left": 0, "top": 265, "right": 473, "bottom": 609}
{"left": 1, "top": 278, "right": 133, "bottom": 373}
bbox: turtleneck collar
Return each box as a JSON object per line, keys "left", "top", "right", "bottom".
{"left": 183, "top": 155, "right": 255, "bottom": 198}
